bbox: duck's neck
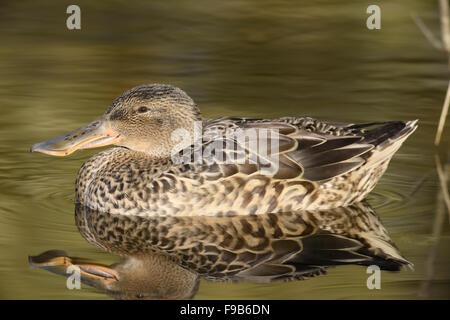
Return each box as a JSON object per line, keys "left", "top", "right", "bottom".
{"left": 117, "top": 123, "right": 199, "bottom": 160}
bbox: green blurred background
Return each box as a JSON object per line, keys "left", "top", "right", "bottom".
{"left": 0, "top": 0, "right": 449, "bottom": 299}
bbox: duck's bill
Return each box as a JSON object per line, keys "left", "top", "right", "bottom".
{"left": 30, "top": 116, "right": 120, "bottom": 156}
{"left": 29, "top": 250, "right": 119, "bottom": 290}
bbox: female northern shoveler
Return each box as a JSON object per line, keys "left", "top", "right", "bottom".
{"left": 31, "top": 84, "right": 417, "bottom": 216}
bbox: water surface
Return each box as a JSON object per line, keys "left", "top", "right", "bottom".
{"left": 0, "top": 0, "right": 449, "bottom": 299}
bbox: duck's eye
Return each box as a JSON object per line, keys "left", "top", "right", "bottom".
{"left": 138, "top": 106, "right": 149, "bottom": 113}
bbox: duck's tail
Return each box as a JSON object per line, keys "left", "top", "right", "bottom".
{"left": 327, "top": 120, "right": 418, "bottom": 206}
{"left": 355, "top": 119, "right": 418, "bottom": 168}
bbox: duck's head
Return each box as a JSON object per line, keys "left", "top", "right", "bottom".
{"left": 31, "top": 84, "right": 201, "bottom": 157}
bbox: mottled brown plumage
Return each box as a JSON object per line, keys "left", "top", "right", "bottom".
{"left": 31, "top": 84, "right": 417, "bottom": 216}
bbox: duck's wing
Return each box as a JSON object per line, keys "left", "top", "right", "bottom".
{"left": 196, "top": 117, "right": 418, "bottom": 182}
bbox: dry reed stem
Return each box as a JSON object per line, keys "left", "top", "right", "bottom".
{"left": 434, "top": 154, "right": 450, "bottom": 221}
{"left": 434, "top": 81, "right": 450, "bottom": 146}
{"left": 439, "top": 0, "right": 450, "bottom": 51}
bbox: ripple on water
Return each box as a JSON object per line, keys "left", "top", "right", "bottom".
{"left": 368, "top": 189, "right": 407, "bottom": 210}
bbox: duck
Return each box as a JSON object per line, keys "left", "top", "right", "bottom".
{"left": 31, "top": 84, "right": 418, "bottom": 216}
{"left": 29, "top": 202, "right": 412, "bottom": 299}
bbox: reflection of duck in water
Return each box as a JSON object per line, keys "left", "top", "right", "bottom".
{"left": 30, "top": 202, "right": 412, "bottom": 299}
{"left": 29, "top": 250, "right": 199, "bottom": 300}
{"left": 31, "top": 84, "right": 417, "bottom": 214}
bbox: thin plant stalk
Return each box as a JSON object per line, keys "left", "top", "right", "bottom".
{"left": 439, "top": 0, "right": 450, "bottom": 51}
{"left": 434, "top": 154, "right": 450, "bottom": 221}
{"left": 434, "top": 81, "right": 450, "bottom": 146}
